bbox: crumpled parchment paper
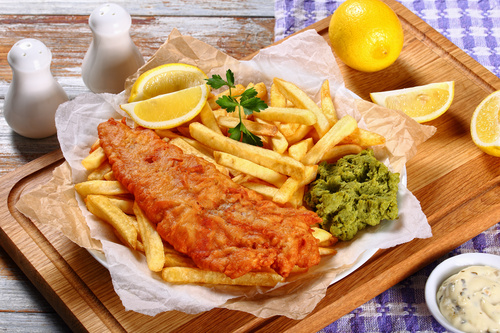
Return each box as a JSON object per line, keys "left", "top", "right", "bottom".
{"left": 16, "top": 28, "right": 435, "bottom": 319}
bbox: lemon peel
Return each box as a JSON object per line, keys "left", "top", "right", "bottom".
{"left": 370, "top": 81, "right": 455, "bottom": 123}
{"left": 121, "top": 84, "right": 208, "bottom": 129}
{"left": 129, "top": 63, "right": 208, "bottom": 103}
{"left": 328, "top": 0, "right": 404, "bottom": 72}
{"left": 470, "top": 90, "right": 500, "bottom": 157}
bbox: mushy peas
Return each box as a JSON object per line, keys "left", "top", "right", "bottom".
{"left": 304, "top": 149, "right": 399, "bottom": 241}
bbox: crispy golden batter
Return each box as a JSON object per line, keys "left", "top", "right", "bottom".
{"left": 98, "top": 118, "right": 321, "bottom": 279}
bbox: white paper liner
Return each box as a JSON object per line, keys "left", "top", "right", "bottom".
{"left": 17, "top": 29, "right": 434, "bottom": 319}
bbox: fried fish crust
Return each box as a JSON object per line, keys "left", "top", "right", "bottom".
{"left": 98, "top": 118, "right": 321, "bottom": 279}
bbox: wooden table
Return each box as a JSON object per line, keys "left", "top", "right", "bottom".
{"left": 0, "top": 1, "right": 274, "bottom": 331}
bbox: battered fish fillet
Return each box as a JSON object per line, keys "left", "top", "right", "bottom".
{"left": 97, "top": 118, "right": 321, "bottom": 279}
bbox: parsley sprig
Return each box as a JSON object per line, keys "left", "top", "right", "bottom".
{"left": 206, "top": 69, "right": 268, "bottom": 146}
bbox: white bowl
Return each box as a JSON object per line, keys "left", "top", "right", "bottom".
{"left": 424, "top": 253, "right": 500, "bottom": 333}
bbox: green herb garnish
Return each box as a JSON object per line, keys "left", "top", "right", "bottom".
{"left": 206, "top": 69, "right": 268, "bottom": 146}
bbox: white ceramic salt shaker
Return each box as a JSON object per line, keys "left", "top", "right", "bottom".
{"left": 82, "top": 3, "right": 145, "bottom": 94}
{"left": 4, "top": 38, "right": 69, "bottom": 139}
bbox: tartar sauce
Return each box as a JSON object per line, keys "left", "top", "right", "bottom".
{"left": 437, "top": 265, "right": 500, "bottom": 333}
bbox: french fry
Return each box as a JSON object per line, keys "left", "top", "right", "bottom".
{"left": 169, "top": 137, "right": 229, "bottom": 176}
{"left": 301, "top": 115, "right": 358, "bottom": 166}
{"left": 107, "top": 196, "right": 135, "bottom": 215}
{"left": 177, "top": 136, "right": 216, "bottom": 158}
{"left": 319, "top": 247, "right": 337, "bottom": 256}
{"left": 321, "top": 144, "right": 364, "bottom": 163}
{"left": 307, "top": 127, "right": 322, "bottom": 143}
{"left": 340, "top": 128, "right": 386, "bottom": 147}
{"left": 252, "top": 82, "right": 268, "bottom": 103}
{"left": 113, "top": 215, "right": 144, "bottom": 252}
{"left": 240, "top": 182, "right": 278, "bottom": 199}
{"left": 297, "top": 165, "right": 318, "bottom": 186}
{"left": 277, "top": 123, "right": 299, "bottom": 137}
{"left": 155, "top": 128, "right": 181, "bottom": 139}
{"left": 133, "top": 202, "right": 165, "bottom": 272}
{"left": 217, "top": 116, "right": 278, "bottom": 137}
{"left": 272, "top": 177, "right": 300, "bottom": 205}
{"left": 223, "top": 84, "right": 246, "bottom": 98}
{"left": 82, "top": 146, "right": 107, "bottom": 171}
{"left": 283, "top": 124, "right": 312, "bottom": 145}
{"left": 87, "top": 161, "right": 112, "bottom": 180}
{"left": 259, "top": 134, "right": 271, "bottom": 150}
{"left": 168, "top": 135, "right": 201, "bottom": 152}
{"left": 254, "top": 107, "right": 317, "bottom": 126}
{"left": 211, "top": 84, "right": 246, "bottom": 110}
{"left": 85, "top": 195, "right": 137, "bottom": 250}
{"left": 163, "top": 242, "right": 181, "bottom": 255}
{"left": 214, "top": 151, "right": 287, "bottom": 187}
{"left": 273, "top": 78, "right": 330, "bottom": 136}
{"left": 231, "top": 173, "right": 253, "bottom": 184}
{"left": 288, "top": 185, "right": 305, "bottom": 208}
{"left": 246, "top": 82, "right": 267, "bottom": 104}
{"left": 320, "top": 80, "right": 338, "bottom": 123}
{"left": 176, "top": 126, "right": 191, "bottom": 138}
{"left": 269, "top": 128, "right": 288, "bottom": 154}
{"left": 137, "top": 241, "right": 145, "bottom": 253}
{"left": 127, "top": 215, "right": 140, "bottom": 238}
{"left": 75, "top": 180, "right": 129, "bottom": 197}
{"left": 254, "top": 118, "right": 288, "bottom": 154}
{"left": 207, "top": 92, "right": 219, "bottom": 110}
{"left": 212, "top": 109, "right": 227, "bottom": 119}
{"left": 199, "top": 102, "right": 223, "bottom": 135}
{"left": 189, "top": 122, "right": 306, "bottom": 179}
{"left": 164, "top": 253, "right": 196, "bottom": 268}
{"left": 90, "top": 139, "right": 101, "bottom": 152}
{"left": 103, "top": 171, "right": 116, "bottom": 181}
{"left": 311, "top": 227, "right": 337, "bottom": 247}
{"left": 288, "top": 138, "right": 314, "bottom": 161}
{"left": 162, "top": 267, "right": 284, "bottom": 286}
{"left": 113, "top": 228, "right": 145, "bottom": 253}
{"left": 272, "top": 165, "right": 318, "bottom": 204}
{"left": 270, "top": 83, "right": 287, "bottom": 108}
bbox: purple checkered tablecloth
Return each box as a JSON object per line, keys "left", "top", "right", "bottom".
{"left": 274, "top": 1, "right": 500, "bottom": 332}
{"left": 275, "top": 0, "right": 500, "bottom": 76}
{"left": 321, "top": 225, "right": 500, "bottom": 332}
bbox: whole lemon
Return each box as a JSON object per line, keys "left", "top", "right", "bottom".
{"left": 328, "top": 0, "right": 404, "bottom": 72}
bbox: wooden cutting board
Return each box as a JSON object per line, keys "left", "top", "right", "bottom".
{"left": 1, "top": 0, "right": 499, "bottom": 331}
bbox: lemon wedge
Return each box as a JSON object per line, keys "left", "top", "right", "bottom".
{"left": 129, "top": 63, "right": 208, "bottom": 102}
{"left": 370, "top": 81, "right": 455, "bottom": 123}
{"left": 121, "top": 84, "right": 208, "bottom": 129}
{"left": 470, "top": 90, "right": 500, "bottom": 157}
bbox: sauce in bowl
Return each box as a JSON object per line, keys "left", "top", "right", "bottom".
{"left": 437, "top": 265, "right": 500, "bottom": 333}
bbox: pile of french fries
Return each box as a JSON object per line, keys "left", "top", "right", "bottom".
{"left": 75, "top": 76, "right": 385, "bottom": 286}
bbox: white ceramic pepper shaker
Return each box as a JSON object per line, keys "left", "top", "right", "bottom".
{"left": 82, "top": 3, "right": 145, "bottom": 94}
{"left": 3, "top": 38, "right": 69, "bottom": 139}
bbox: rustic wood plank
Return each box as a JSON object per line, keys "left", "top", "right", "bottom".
{"left": 0, "top": 15, "right": 275, "bottom": 80}
{"left": 0, "top": 232, "right": 70, "bottom": 332}
{"left": 0, "top": 108, "right": 60, "bottom": 177}
{"left": 1, "top": 0, "right": 275, "bottom": 17}
{"left": 0, "top": 154, "right": 124, "bottom": 332}
{"left": 0, "top": 313, "right": 70, "bottom": 332}
{"left": 0, "top": 247, "right": 55, "bottom": 312}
